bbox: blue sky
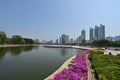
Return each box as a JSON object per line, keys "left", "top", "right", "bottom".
{"left": 0, "top": 0, "right": 120, "bottom": 41}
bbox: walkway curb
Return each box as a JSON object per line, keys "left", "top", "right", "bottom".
{"left": 86, "top": 53, "right": 96, "bottom": 80}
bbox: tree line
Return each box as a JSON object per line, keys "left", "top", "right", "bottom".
{"left": 72, "top": 39, "right": 120, "bottom": 47}
{"left": 91, "top": 39, "right": 120, "bottom": 47}
{"left": 0, "top": 31, "right": 40, "bottom": 44}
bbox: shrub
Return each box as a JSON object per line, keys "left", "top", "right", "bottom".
{"left": 89, "top": 50, "right": 120, "bottom": 80}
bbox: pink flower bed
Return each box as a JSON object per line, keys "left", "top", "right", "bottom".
{"left": 51, "top": 50, "right": 90, "bottom": 80}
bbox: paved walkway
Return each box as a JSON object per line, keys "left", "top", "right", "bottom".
{"left": 104, "top": 50, "right": 120, "bottom": 55}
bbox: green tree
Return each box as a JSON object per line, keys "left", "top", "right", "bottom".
{"left": 6, "top": 38, "right": 11, "bottom": 44}
{"left": 91, "top": 39, "right": 110, "bottom": 47}
{"left": 0, "top": 31, "right": 7, "bottom": 44}
{"left": 24, "top": 38, "right": 34, "bottom": 44}
{"left": 11, "top": 35, "right": 25, "bottom": 44}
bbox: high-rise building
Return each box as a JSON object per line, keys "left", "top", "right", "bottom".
{"left": 89, "top": 27, "right": 94, "bottom": 42}
{"left": 60, "top": 34, "right": 66, "bottom": 44}
{"left": 94, "top": 25, "right": 99, "bottom": 40}
{"left": 94, "top": 24, "right": 105, "bottom": 40}
{"left": 99, "top": 24, "right": 105, "bottom": 39}
{"left": 70, "top": 38, "right": 73, "bottom": 43}
{"left": 65, "top": 35, "right": 69, "bottom": 44}
{"left": 60, "top": 34, "right": 69, "bottom": 45}
{"left": 56, "top": 39, "right": 59, "bottom": 44}
{"left": 81, "top": 29, "right": 86, "bottom": 41}
{"left": 76, "top": 36, "right": 81, "bottom": 44}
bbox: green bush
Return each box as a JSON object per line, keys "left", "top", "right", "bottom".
{"left": 89, "top": 50, "right": 120, "bottom": 80}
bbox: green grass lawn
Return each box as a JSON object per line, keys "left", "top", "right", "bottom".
{"left": 89, "top": 50, "right": 120, "bottom": 80}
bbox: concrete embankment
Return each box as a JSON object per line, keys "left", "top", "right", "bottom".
{"left": 44, "top": 45, "right": 93, "bottom": 50}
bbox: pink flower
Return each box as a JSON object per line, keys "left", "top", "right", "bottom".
{"left": 51, "top": 50, "right": 90, "bottom": 80}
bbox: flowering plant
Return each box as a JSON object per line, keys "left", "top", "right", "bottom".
{"left": 51, "top": 50, "right": 90, "bottom": 80}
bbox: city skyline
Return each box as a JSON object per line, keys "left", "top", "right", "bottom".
{"left": 0, "top": 0, "right": 120, "bottom": 41}
{"left": 55, "top": 24, "right": 105, "bottom": 44}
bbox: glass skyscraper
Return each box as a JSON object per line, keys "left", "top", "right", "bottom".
{"left": 94, "top": 25, "right": 99, "bottom": 40}
{"left": 60, "top": 34, "right": 69, "bottom": 45}
{"left": 81, "top": 29, "right": 86, "bottom": 41}
{"left": 99, "top": 24, "right": 105, "bottom": 39}
{"left": 89, "top": 27, "right": 94, "bottom": 42}
{"left": 94, "top": 24, "right": 105, "bottom": 40}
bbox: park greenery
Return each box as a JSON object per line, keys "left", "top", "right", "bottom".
{"left": 70, "top": 39, "right": 120, "bottom": 47}
{"left": 71, "top": 39, "right": 120, "bottom": 47}
{"left": 89, "top": 50, "right": 120, "bottom": 80}
{"left": 0, "top": 31, "right": 40, "bottom": 44}
{"left": 91, "top": 39, "right": 120, "bottom": 47}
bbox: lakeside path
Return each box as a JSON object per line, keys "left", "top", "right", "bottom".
{"left": 104, "top": 49, "right": 120, "bottom": 55}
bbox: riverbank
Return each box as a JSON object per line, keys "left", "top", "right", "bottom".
{"left": 0, "top": 44, "right": 38, "bottom": 48}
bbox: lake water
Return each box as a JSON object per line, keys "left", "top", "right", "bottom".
{"left": 0, "top": 45, "right": 82, "bottom": 80}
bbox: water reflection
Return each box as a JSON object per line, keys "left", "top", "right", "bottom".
{"left": 58, "top": 48, "right": 82, "bottom": 57}
{"left": 0, "top": 45, "right": 39, "bottom": 59}
{"left": 0, "top": 47, "right": 8, "bottom": 59}
{"left": 0, "top": 46, "right": 82, "bottom": 80}
{"left": 59, "top": 48, "right": 69, "bottom": 56}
